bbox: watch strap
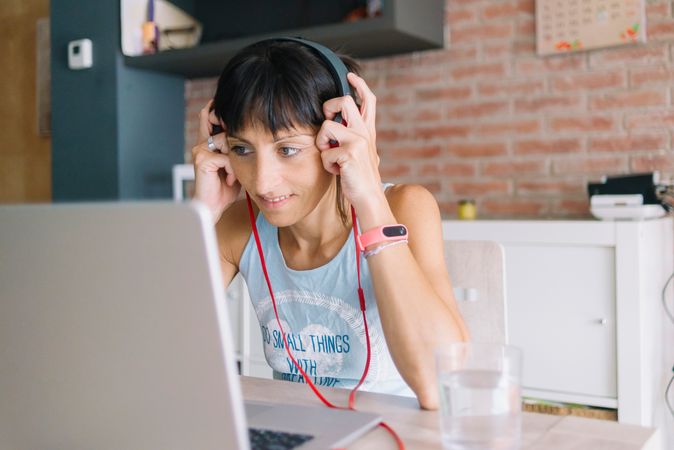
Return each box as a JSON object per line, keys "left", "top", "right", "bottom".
{"left": 357, "top": 224, "right": 408, "bottom": 252}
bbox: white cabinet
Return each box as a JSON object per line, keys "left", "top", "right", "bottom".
{"left": 442, "top": 218, "right": 674, "bottom": 433}
{"left": 506, "top": 244, "right": 617, "bottom": 401}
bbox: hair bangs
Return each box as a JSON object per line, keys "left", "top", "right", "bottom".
{"left": 215, "top": 45, "right": 333, "bottom": 139}
{"left": 256, "top": 71, "right": 324, "bottom": 139}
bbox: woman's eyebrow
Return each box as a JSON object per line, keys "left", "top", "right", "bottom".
{"left": 228, "top": 135, "right": 251, "bottom": 144}
{"left": 273, "top": 133, "right": 313, "bottom": 142}
{"left": 229, "top": 133, "right": 313, "bottom": 143}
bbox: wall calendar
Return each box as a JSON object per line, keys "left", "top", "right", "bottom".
{"left": 536, "top": 0, "right": 647, "bottom": 55}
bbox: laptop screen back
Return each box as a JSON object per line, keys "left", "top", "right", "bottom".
{"left": 0, "top": 201, "right": 249, "bottom": 450}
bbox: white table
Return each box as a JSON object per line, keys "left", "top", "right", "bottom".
{"left": 240, "top": 376, "right": 661, "bottom": 449}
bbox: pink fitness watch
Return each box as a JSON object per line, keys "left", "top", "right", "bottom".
{"left": 357, "top": 224, "right": 408, "bottom": 252}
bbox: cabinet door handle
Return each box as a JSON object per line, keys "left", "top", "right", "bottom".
{"left": 597, "top": 318, "right": 608, "bottom": 325}
{"left": 453, "top": 287, "right": 479, "bottom": 302}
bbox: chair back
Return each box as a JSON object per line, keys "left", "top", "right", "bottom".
{"left": 444, "top": 240, "right": 507, "bottom": 345}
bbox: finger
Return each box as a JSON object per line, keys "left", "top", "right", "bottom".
{"left": 347, "top": 72, "right": 377, "bottom": 139}
{"left": 219, "top": 156, "right": 238, "bottom": 186}
{"left": 208, "top": 108, "right": 223, "bottom": 133}
{"left": 192, "top": 133, "right": 228, "bottom": 162}
{"left": 315, "top": 120, "right": 364, "bottom": 152}
{"left": 199, "top": 100, "right": 214, "bottom": 140}
{"left": 207, "top": 132, "right": 228, "bottom": 153}
{"left": 193, "top": 137, "right": 226, "bottom": 162}
{"left": 195, "top": 149, "right": 233, "bottom": 174}
{"left": 317, "top": 146, "right": 345, "bottom": 176}
{"left": 323, "top": 95, "right": 368, "bottom": 137}
{"left": 226, "top": 169, "right": 239, "bottom": 187}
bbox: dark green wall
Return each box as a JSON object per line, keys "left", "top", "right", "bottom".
{"left": 51, "top": 0, "right": 120, "bottom": 200}
{"left": 51, "top": 0, "right": 185, "bottom": 201}
{"left": 117, "top": 64, "right": 184, "bottom": 199}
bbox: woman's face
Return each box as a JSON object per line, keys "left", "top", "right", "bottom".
{"left": 226, "top": 121, "right": 334, "bottom": 227}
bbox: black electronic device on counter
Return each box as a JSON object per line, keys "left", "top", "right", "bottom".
{"left": 587, "top": 172, "right": 672, "bottom": 220}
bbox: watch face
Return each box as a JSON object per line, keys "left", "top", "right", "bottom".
{"left": 383, "top": 225, "right": 407, "bottom": 237}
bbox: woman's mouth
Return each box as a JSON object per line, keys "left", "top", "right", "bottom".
{"left": 259, "top": 194, "right": 294, "bottom": 209}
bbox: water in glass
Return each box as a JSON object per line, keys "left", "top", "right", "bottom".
{"left": 439, "top": 369, "right": 521, "bottom": 450}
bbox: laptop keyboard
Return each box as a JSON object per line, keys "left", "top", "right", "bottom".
{"left": 248, "top": 427, "right": 314, "bottom": 450}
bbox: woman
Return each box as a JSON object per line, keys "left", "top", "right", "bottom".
{"left": 192, "top": 39, "right": 468, "bottom": 410}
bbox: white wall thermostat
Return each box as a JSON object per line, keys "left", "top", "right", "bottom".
{"left": 68, "top": 39, "right": 93, "bottom": 70}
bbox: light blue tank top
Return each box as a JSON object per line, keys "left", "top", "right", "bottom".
{"left": 238, "top": 185, "right": 414, "bottom": 397}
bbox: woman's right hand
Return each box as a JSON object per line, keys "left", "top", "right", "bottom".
{"left": 192, "top": 100, "right": 240, "bottom": 224}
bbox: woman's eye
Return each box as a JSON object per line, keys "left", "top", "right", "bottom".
{"left": 279, "top": 147, "right": 300, "bottom": 157}
{"left": 231, "top": 145, "right": 251, "bottom": 156}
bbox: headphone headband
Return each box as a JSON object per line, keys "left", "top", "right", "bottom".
{"left": 261, "top": 37, "right": 354, "bottom": 99}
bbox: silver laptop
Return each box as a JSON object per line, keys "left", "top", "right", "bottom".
{"left": 0, "top": 201, "right": 380, "bottom": 450}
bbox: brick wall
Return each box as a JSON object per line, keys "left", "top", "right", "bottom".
{"left": 184, "top": 0, "right": 674, "bottom": 219}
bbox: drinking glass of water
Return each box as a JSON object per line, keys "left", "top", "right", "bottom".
{"left": 435, "top": 342, "right": 522, "bottom": 450}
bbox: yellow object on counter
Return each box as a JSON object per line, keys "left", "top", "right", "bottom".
{"left": 458, "top": 199, "right": 477, "bottom": 220}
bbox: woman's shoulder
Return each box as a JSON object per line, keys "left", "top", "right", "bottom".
{"left": 384, "top": 184, "right": 444, "bottom": 264}
{"left": 385, "top": 183, "right": 439, "bottom": 217}
{"left": 214, "top": 198, "right": 255, "bottom": 268}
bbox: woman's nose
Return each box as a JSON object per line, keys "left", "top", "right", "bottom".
{"left": 254, "top": 154, "right": 282, "bottom": 195}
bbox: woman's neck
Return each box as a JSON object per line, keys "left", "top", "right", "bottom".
{"left": 279, "top": 179, "right": 350, "bottom": 257}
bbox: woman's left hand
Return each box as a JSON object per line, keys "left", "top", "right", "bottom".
{"left": 316, "top": 72, "right": 383, "bottom": 214}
